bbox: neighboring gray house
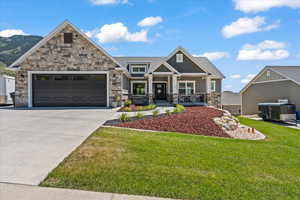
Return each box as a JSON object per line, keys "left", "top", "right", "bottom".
{"left": 0, "top": 75, "right": 15, "bottom": 104}
{"left": 221, "top": 91, "right": 241, "bottom": 115}
{"left": 241, "top": 66, "right": 300, "bottom": 115}
{"left": 10, "top": 20, "right": 225, "bottom": 108}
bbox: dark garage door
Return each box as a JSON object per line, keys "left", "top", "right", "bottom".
{"left": 32, "top": 74, "right": 107, "bottom": 107}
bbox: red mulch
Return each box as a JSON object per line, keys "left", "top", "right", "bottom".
{"left": 115, "top": 107, "right": 231, "bottom": 138}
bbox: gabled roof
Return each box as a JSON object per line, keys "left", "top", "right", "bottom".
{"left": 114, "top": 47, "right": 225, "bottom": 78}
{"left": 240, "top": 66, "right": 300, "bottom": 94}
{"left": 147, "top": 60, "right": 180, "bottom": 74}
{"left": 9, "top": 20, "right": 123, "bottom": 69}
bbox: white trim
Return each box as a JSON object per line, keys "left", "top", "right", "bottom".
{"left": 131, "top": 80, "right": 147, "bottom": 96}
{"left": 165, "top": 46, "right": 209, "bottom": 74}
{"left": 176, "top": 53, "right": 183, "bottom": 63}
{"left": 9, "top": 20, "right": 123, "bottom": 69}
{"left": 27, "top": 71, "right": 110, "bottom": 108}
{"left": 147, "top": 61, "right": 179, "bottom": 74}
{"left": 153, "top": 81, "right": 168, "bottom": 83}
{"left": 253, "top": 79, "right": 289, "bottom": 84}
{"left": 152, "top": 72, "right": 174, "bottom": 75}
{"left": 211, "top": 79, "right": 216, "bottom": 92}
{"left": 130, "top": 64, "right": 148, "bottom": 74}
{"left": 181, "top": 73, "right": 208, "bottom": 76}
{"left": 178, "top": 80, "right": 196, "bottom": 96}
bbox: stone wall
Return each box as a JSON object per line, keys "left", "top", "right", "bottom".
{"left": 15, "top": 24, "right": 122, "bottom": 107}
{"left": 207, "top": 92, "right": 221, "bottom": 108}
{"left": 222, "top": 105, "right": 241, "bottom": 116}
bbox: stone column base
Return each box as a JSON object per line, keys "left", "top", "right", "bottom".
{"left": 148, "top": 94, "right": 154, "bottom": 104}
{"left": 172, "top": 93, "right": 178, "bottom": 104}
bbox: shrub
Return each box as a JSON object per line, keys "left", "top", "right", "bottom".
{"left": 176, "top": 104, "right": 185, "bottom": 112}
{"left": 152, "top": 109, "right": 160, "bottom": 117}
{"left": 124, "top": 100, "right": 132, "bottom": 107}
{"left": 166, "top": 109, "right": 171, "bottom": 116}
{"left": 136, "top": 106, "right": 144, "bottom": 111}
{"left": 123, "top": 107, "right": 132, "bottom": 112}
{"left": 120, "top": 113, "right": 129, "bottom": 122}
{"left": 172, "top": 107, "right": 180, "bottom": 113}
{"left": 136, "top": 112, "right": 144, "bottom": 119}
{"left": 146, "top": 104, "right": 157, "bottom": 110}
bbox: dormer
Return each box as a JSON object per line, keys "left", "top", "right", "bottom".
{"left": 129, "top": 63, "right": 148, "bottom": 74}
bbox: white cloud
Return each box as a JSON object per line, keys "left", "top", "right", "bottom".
{"left": 138, "top": 16, "right": 163, "bottom": 27}
{"left": 86, "top": 23, "right": 148, "bottom": 43}
{"left": 247, "top": 74, "right": 256, "bottom": 79}
{"left": 0, "top": 29, "right": 28, "bottom": 37}
{"left": 193, "top": 52, "right": 229, "bottom": 60}
{"left": 222, "top": 16, "right": 279, "bottom": 38}
{"left": 241, "top": 79, "right": 251, "bottom": 84}
{"left": 90, "top": 0, "right": 128, "bottom": 5}
{"left": 224, "top": 85, "right": 233, "bottom": 89}
{"left": 234, "top": 0, "right": 300, "bottom": 13}
{"left": 230, "top": 74, "right": 241, "bottom": 79}
{"left": 237, "top": 40, "right": 289, "bottom": 60}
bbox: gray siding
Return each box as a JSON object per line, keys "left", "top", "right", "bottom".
{"left": 255, "top": 70, "right": 285, "bottom": 82}
{"left": 154, "top": 65, "right": 171, "bottom": 72}
{"left": 242, "top": 80, "right": 300, "bottom": 115}
{"left": 180, "top": 77, "right": 207, "bottom": 93}
{"left": 167, "top": 51, "right": 205, "bottom": 73}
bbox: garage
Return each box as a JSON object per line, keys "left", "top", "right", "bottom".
{"left": 32, "top": 74, "right": 107, "bottom": 107}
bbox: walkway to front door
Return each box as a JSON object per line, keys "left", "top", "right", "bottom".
{"left": 154, "top": 83, "right": 166, "bottom": 100}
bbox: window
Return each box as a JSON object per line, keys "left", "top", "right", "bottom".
{"left": 176, "top": 54, "right": 183, "bottom": 63}
{"left": 64, "top": 33, "right": 73, "bottom": 44}
{"left": 178, "top": 81, "right": 195, "bottom": 95}
{"left": 211, "top": 80, "right": 216, "bottom": 92}
{"left": 130, "top": 64, "right": 147, "bottom": 74}
{"left": 132, "top": 82, "right": 147, "bottom": 96}
{"left": 266, "top": 70, "right": 271, "bottom": 79}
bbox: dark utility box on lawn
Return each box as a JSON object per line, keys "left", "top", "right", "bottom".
{"left": 258, "top": 103, "right": 296, "bottom": 122}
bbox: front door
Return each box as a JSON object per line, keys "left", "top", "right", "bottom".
{"left": 154, "top": 83, "right": 166, "bottom": 100}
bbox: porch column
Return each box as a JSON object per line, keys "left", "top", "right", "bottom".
{"left": 148, "top": 75, "right": 153, "bottom": 104}
{"left": 172, "top": 75, "right": 178, "bottom": 104}
{"left": 206, "top": 76, "right": 211, "bottom": 105}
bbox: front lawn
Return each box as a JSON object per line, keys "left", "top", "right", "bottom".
{"left": 41, "top": 118, "right": 300, "bottom": 200}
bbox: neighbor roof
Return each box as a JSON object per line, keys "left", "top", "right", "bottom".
{"left": 267, "top": 66, "right": 300, "bottom": 84}
{"left": 222, "top": 91, "right": 241, "bottom": 105}
{"left": 240, "top": 66, "right": 300, "bottom": 94}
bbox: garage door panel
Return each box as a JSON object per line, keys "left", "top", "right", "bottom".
{"left": 33, "top": 74, "right": 107, "bottom": 107}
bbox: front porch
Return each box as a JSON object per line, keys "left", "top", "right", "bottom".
{"left": 148, "top": 74, "right": 210, "bottom": 106}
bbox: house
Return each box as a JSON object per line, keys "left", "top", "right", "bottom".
{"left": 10, "top": 20, "right": 225, "bottom": 108}
{"left": 221, "top": 91, "right": 241, "bottom": 115}
{"left": 0, "top": 75, "right": 15, "bottom": 105}
{"left": 240, "top": 66, "right": 300, "bottom": 115}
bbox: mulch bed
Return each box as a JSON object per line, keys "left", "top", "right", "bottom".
{"left": 111, "top": 107, "right": 231, "bottom": 138}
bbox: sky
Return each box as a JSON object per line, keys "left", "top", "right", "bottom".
{"left": 1, "top": 0, "right": 300, "bottom": 92}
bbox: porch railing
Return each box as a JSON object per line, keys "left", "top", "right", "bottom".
{"left": 178, "top": 93, "right": 207, "bottom": 104}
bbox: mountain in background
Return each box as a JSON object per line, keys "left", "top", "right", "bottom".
{"left": 0, "top": 35, "right": 43, "bottom": 67}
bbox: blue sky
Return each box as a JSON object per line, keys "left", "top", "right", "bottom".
{"left": 1, "top": 0, "right": 300, "bottom": 92}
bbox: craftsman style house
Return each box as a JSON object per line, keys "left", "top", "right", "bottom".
{"left": 10, "top": 20, "right": 225, "bottom": 108}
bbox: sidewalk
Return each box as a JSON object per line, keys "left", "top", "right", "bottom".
{"left": 0, "top": 183, "right": 176, "bottom": 200}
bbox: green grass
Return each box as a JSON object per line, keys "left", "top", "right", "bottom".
{"left": 41, "top": 118, "right": 300, "bottom": 200}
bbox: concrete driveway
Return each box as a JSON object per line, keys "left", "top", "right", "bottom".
{"left": 0, "top": 107, "right": 116, "bottom": 185}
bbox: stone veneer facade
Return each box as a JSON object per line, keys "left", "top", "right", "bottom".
{"left": 207, "top": 92, "right": 221, "bottom": 108}
{"left": 15, "top": 24, "right": 122, "bottom": 107}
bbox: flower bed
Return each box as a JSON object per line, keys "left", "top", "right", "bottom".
{"left": 111, "top": 107, "right": 230, "bottom": 138}
{"left": 118, "top": 104, "right": 157, "bottom": 112}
